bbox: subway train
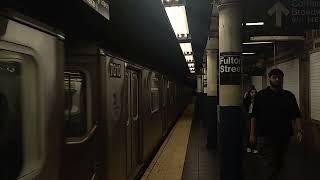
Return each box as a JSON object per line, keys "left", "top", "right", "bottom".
{"left": 0, "top": 12, "right": 192, "bottom": 180}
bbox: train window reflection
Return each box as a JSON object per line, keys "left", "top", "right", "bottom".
{"left": 0, "top": 49, "right": 39, "bottom": 179}
{"left": 151, "top": 75, "right": 159, "bottom": 113}
{"left": 0, "top": 60, "right": 23, "bottom": 179}
{"left": 64, "top": 71, "right": 87, "bottom": 137}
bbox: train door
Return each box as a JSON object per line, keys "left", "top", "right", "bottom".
{"left": 126, "top": 69, "right": 140, "bottom": 178}
{"left": 61, "top": 62, "right": 101, "bottom": 180}
{"left": 161, "top": 78, "right": 168, "bottom": 136}
{"left": 0, "top": 17, "right": 64, "bottom": 180}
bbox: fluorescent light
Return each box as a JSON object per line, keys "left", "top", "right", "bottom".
{"left": 242, "top": 52, "right": 256, "bottom": 55}
{"left": 185, "top": 55, "right": 194, "bottom": 62}
{"left": 250, "top": 36, "right": 305, "bottom": 41}
{"left": 180, "top": 43, "right": 193, "bottom": 55}
{"left": 245, "top": 22, "right": 264, "bottom": 26}
{"left": 190, "top": 70, "right": 195, "bottom": 73}
{"left": 162, "top": 1, "right": 194, "bottom": 69}
{"left": 242, "top": 41, "right": 273, "bottom": 45}
{"left": 165, "top": 6, "right": 189, "bottom": 36}
{"left": 57, "top": 34, "right": 66, "bottom": 40}
{"left": 188, "top": 63, "right": 195, "bottom": 68}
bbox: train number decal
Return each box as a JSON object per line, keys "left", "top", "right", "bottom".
{"left": 110, "top": 63, "right": 121, "bottom": 78}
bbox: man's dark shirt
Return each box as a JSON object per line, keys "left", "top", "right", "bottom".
{"left": 252, "top": 87, "right": 301, "bottom": 139}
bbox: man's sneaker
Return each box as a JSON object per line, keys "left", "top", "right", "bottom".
{"left": 246, "top": 147, "right": 252, "bottom": 153}
{"left": 253, "top": 149, "right": 259, "bottom": 154}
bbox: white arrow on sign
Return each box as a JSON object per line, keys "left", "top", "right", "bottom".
{"left": 268, "top": 1, "right": 290, "bottom": 28}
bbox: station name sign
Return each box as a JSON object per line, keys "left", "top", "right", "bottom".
{"left": 83, "top": 0, "right": 110, "bottom": 20}
{"left": 219, "top": 52, "right": 241, "bottom": 85}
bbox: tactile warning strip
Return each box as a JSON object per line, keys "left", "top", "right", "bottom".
{"left": 141, "top": 104, "right": 194, "bottom": 180}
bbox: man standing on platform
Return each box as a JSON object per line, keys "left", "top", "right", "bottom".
{"left": 249, "top": 68, "right": 303, "bottom": 180}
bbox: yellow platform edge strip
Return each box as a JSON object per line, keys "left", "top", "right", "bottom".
{"left": 141, "top": 104, "right": 194, "bottom": 180}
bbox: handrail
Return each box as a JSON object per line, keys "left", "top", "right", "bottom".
{"left": 66, "top": 124, "right": 98, "bottom": 145}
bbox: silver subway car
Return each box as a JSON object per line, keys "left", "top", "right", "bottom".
{"left": 0, "top": 14, "right": 64, "bottom": 180}
{"left": 0, "top": 13, "right": 192, "bottom": 180}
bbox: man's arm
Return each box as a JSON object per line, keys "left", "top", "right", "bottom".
{"left": 292, "top": 117, "right": 303, "bottom": 143}
{"left": 291, "top": 93, "right": 303, "bottom": 143}
{"left": 294, "top": 117, "right": 302, "bottom": 132}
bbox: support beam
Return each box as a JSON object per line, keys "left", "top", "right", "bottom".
{"left": 218, "top": 0, "right": 244, "bottom": 180}
{"left": 205, "top": 29, "right": 219, "bottom": 148}
{"left": 196, "top": 74, "right": 202, "bottom": 94}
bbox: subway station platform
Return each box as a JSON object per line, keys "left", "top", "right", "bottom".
{"left": 141, "top": 104, "right": 194, "bottom": 180}
{"left": 141, "top": 99, "right": 320, "bottom": 180}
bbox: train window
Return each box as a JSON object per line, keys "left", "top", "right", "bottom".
{"left": 151, "top": 75, "right": 159, "bottom": 113}
{"left": 132, "top": 73, "right": 139, "bottom": 119}
{"left": 64, "top": 71, "right": 88, "bottom": 138}
{"left": 0, "top": 60, "right": 23, "bottom": 179}
{"left": 0, "top": 49, "right": 40, "bottom": 179}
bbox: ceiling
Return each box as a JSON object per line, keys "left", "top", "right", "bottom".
{"left": 185, "top": 0, "right": 212, "bottom": 72}
{"left": 2, "top": 0, "right": 194, "bottom": 84}
{"left": 1, "top": 0, "right": 308, "bottom": 81}
{"left": 185, "top": 0, "right": 307, "bottom": 74}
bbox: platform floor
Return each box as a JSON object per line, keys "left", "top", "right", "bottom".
{"left": 141, "top": 102, "right": 320, "bottom": 180}
{"left": 141, "top": 105, "right": 194, "bottom": 180}
{"left": 181, "top": 109, "right": 219, "bottom": 180}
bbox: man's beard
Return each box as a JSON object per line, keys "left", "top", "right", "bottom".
{"left": 270, "top": 80, "right": 282, "bottom": 88}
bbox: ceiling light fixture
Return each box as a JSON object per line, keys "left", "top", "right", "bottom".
{"left": 188, "top": 63, "right": 195, "bottom": 68}
{"left": 250, "top": 36, "right": 305, "bottom": 41}
{"left": 245, "top": 22, "right": 264, "bottom": 26}
{"left": 242, "top": 41, "right": 274, "bottom": 45}
{"left": 165, "top": 6, "right": 189, "bottom": 36}
{"left": 162, "top": 1, "right": 194, "bottom": 70}
{"left": 242, "top": 52, "right": 256, "bottom": 55}
{"left": 185, "top": 55, "right": 194, "bottom": 63}
{"left": 180, "top": 43, "right": 193, "bottom": 55}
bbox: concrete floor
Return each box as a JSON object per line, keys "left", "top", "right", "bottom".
{"left": 142, "top": 101, "right": 320, "bottom": 180}
{"left": 141, "top": 105, "right": 194, "bottom": 180}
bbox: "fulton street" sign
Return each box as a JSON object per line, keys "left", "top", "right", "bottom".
{"left": 219, "top": 52, "right": 242, "bottom": 85}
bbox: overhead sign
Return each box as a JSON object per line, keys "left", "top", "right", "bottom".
{"left": 290, "top": 0, "right": 320, "bottom": 26}
{"left": 83, "top": 0, "right": 110, "bottom": 20}
{"left": 219, "top": 52, "right": 242, "bottom": 85}
{"left": 267, "top": 0, "right": 320, "bottom": 29}
{"left": 268, "top": 2, "right": 290, "bottom": 28}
